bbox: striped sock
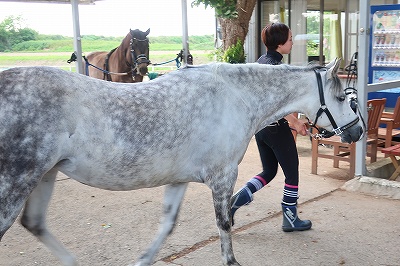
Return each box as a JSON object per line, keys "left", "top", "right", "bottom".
{"left": 246, "top": 176, "right": 267, "bottom": 194}
{"left": 282, "top": 184, "right": 299, "bottom": 206}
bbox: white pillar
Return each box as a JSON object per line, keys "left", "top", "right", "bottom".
{"left": 181, "top": 0, "right": 189, "bottom": 66}
{"left": 71, "top": 0, "right": 84, "bottom": 74}
{"left": 355, "top": 0, "right": 370, "bottom": 176}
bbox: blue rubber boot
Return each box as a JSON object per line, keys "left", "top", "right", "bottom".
{"left": 230, "top": 187, "right": 253, "bottom": 226}
{"left": 281, "top": 203, "right": 312, "bottom": 232}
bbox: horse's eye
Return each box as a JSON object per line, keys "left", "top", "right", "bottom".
{"left": 337, "top": 95, "right": 346, "bottom": 102}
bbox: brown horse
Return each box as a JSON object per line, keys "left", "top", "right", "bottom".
{"left": 84, "top": 28, "right": 150, "bottom": 83}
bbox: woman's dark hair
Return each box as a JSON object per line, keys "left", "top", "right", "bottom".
{"left": 261, "top": 22, "right": 290, "bottom": 51}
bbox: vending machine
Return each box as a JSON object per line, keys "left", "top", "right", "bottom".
{"left": 368, "top": 4, "right": 400, "bottom": 108}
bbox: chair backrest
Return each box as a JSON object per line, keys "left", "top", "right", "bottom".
{"left": 367, "top": 98, "right": 386, "bottom": 136}
{"left": 391, "top": 96, "right": 400, "bottom": 125}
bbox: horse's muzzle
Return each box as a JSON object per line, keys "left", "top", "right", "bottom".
{"left": 341, "top": 125, "right": 363, "bottom": 144}
{"left": 137, "top": 63, "right": 149, "bottom": 76}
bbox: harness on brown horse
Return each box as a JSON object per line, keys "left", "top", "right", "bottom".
{"left": 104, "top": 47, "right": 118, "bottom": 81}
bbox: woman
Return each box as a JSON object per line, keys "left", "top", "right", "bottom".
{"left": 230, "top": 22, "right": 312, "bottom": 232}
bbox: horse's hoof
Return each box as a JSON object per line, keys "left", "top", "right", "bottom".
{"left": 128, "top": 260, "right": 150, "bottom": 266}
{"left": 227, "top": 262, "right": 241, "bottom": 266}
{"left": 226, "top": 259, "right": 241, "bottom": 266}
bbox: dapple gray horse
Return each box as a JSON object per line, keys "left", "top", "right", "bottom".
{"left": 0, "top": 58, "right": 363, "bottom": 266}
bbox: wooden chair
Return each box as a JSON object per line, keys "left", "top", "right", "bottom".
{"left": 381, "top": 143, "right": 400, "bottom": 180}
{"left": 311, "top": 98, "right": 386, "bottom": 177}
{"left": 378, "top": 96, "right": 400, "bottom": 150}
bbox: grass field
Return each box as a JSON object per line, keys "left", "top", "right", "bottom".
{"left": 0, "top": 35, "right": 217, "bottom": 73}
{"left": 0, "top": 50, "right": 216, "bottom": 73}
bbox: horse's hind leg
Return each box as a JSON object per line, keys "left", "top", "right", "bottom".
{"left": 209, "top": 168, "right": 241, "bottom": 266}
{"left": 131, "top": 183, "right": 188, "bottom": 266}
{"left": 20, "top": 168, "right": 77, "bottom": 266}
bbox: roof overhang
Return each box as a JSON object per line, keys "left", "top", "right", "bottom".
{"left": 0, "top": 0, "right": 98, "bottom": 4}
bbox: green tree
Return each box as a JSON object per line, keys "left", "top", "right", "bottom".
{"left": 192, "top": 0, "right": 256, "bottom": 62}
{"left": 223, "top": 38, "right": 245, "bottom": 63}
{"left": 0, "top": 15, "right": 38, "bottom": 52}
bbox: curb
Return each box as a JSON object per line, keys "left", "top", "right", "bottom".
{"left": 342, "top": 176, "right": 400, "bottom": 199}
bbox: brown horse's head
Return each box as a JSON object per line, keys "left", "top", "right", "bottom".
{"left": 128, "top": 28, "right": 150, "bottom": 77}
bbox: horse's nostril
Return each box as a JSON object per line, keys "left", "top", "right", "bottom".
{"left": 351, "top": 127, "right": 363, "bottom": 142}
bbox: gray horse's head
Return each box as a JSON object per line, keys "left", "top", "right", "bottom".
{"left": 308, "top": 58, "right": 363, "bottom": 144}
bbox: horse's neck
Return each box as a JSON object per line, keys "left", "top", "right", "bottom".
{"left": 225, "top": 64, "right": 313, "bottom": 130}
{"left": 110, "top": 39, "right": 131, "bottom": 72}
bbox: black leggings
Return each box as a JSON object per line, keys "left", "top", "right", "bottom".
{"left": 255, "top": 119, "right": 299, "bottom": 186}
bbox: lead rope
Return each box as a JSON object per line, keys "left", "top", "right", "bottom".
{"left": 307, "top": 118, "right": 331, "bottom": 140}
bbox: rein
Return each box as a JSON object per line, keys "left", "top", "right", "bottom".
{"left": 150, "top": 50, "right": 193, "bottom": 69}
{"left": 308, "top": 67, "right": 360, "bottom": 140}
{"left": 83, "top": 56, "right": 130, "bottom": 76}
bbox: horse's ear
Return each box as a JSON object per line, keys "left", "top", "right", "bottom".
{"left": 325, "top": 59, "right": 335, "bottom": 69}
{"left": 326, "top": 58, "right": 341, "bottom": 79}
{"left": 145, "top": 28, "right": 150, "bottom": 36}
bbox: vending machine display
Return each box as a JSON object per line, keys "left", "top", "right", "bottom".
{"left": 371, "top": 7, "right": 400, "bottom": 73}
{"left": 368, "top": 4, "right": 400, "bottom": 108}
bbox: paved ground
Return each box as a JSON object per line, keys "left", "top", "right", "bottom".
{"left": 1, "top": 136, "right": 400, "bottom": 266}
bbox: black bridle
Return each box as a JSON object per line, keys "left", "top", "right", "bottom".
{"left": 308, "top": 67, "right": 360, "bottom": 139}
{"left": 128, "top": 36, "right": 150, "bottom": 78}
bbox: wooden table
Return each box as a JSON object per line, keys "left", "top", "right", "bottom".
{"left": 381, "top": 144, "right": 400, "bottom": 181}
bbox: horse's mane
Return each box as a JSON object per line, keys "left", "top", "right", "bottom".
{"left": 183, "top": 62, "right": 343, "bottom": 96}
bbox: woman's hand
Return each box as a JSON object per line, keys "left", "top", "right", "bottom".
{"left": 285, "top": 114, "right": 308, "bottom": 136}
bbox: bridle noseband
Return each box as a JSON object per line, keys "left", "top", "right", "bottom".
{"left": 308, "top": 67, "right": 360, "bottom": 139}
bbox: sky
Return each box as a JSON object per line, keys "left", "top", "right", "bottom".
{"left": 0, "top": 0, "right": 216, "bottom": 37}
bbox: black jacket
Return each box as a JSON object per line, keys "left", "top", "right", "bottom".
{"left": 257, "top": 50, "right": 283, "bottom": 65}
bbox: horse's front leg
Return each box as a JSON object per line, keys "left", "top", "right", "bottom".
{"left": 20, "top": 168, "right": 78, "bottom": 266}
{"left": 209, "top": 167, "right": 241, "bottom": 266}
{"left": 131, "top": 183, "right": 188, "bottom": 266}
